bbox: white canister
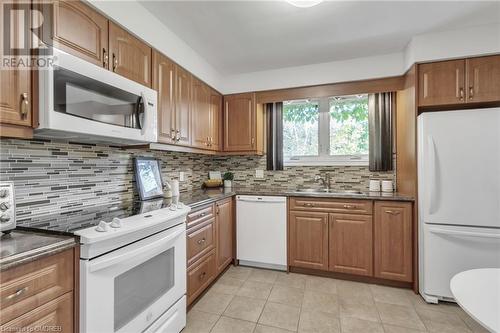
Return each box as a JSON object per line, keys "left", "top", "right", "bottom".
{"left": 369, "top": 180, "right": 381, "bottom": 192}
{"left": 381, "top": 180, "right": 394, "bottom": 192}
{"left": 224, "top": 180, "right": 232, "bottom": 188}
{"left": 169, "top": 180, "right": 180, "bottom": 197}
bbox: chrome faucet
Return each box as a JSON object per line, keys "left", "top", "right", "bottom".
{"left": 314, "top": 174, "right": 331, "bottom": 191}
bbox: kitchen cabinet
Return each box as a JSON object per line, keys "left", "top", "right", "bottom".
{"left": 109, "top": 22, "right": 152, "bottom": 87}
{"left": 192, "top": 78, "right": 212, "bottom": 149}
{"left": 153, "top": 50, "right": 176, "bottom": 144}
{"left": 374, "top": 201, "right": 413, "bottom": 282}
{"left": 0, "top": 248, "right": 77, "bottom": 332}
{"left": 288, "top": 211, "right": 329, "bottom": 270}
{"left": 187, "top": 219, "right": 215, "bottom": 267}
{"left": 209, "top": 90, "right": 223, "bottom": 151}
{"left": 174, "top": 66, "right": 192, "bottom": 146}
{"left": 466, "top": 55, "right": 500, "bottom": 103}
{"left": 187, "top": 251, "right": 216, "bottom": 306}
{"left": 41, "top": 0, "right": 109, "bottom": 68}
{"left": 215, "top": 198, "right": 233, "bottom": 273}
{"left": 223, "top": 93, "right": 265, "bottom": 154}
{"left": 329, "top": 213, "right": 373, "bottom": 276}
{"left": 418, "top": 59, "right": 466, "bottom": 107}
{"left": 418, "top": 55, "right": 500, "bottom": 108}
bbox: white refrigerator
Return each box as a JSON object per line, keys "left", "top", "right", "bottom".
{"left": 418, "top": 107, "right": 500, "bottom": 304}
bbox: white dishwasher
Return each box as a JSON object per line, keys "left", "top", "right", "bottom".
{"left": 236, "top": 195, "right": 287, "bottom": 271}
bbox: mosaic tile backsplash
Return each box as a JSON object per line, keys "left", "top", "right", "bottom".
{"left": 0, "top": 139, "right": 395, "bottom": 225}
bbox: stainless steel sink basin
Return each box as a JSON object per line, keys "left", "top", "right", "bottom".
{"left": 295, "top": 189, "right": 364, "bottom": 195}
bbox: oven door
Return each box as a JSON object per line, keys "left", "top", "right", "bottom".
{"left": 80, "top": 223, "right": 186, "bottom": 333}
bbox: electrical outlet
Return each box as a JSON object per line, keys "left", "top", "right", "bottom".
{"left": 179, "top": 172, "right": 185, "bottom": 181}
{"left": 255, "top": 169, "right": 264, "bottom": 179}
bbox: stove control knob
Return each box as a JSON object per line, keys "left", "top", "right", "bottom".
{"left": 95, "top": 221, "right": 109, "bottom": 232}
{"left": 110, "top": 217, "right": 122, "bottom": 228}
{"left": 0, "top": 189, "right": 8, "bottom": 198}
{"left": 0, "top": 214, "right": 11, "bottom": 223}
{"left": 0, "top": 202, "right": 10, "bottom": 211}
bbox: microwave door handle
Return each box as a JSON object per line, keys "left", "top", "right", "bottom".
{"left": 135, "top": 95, "right": 144, "bottom": 131}
{"left": 88, "top": 227, "right": 184, "bottom": 272}
{"left": 140, "top": 92, "right": 148, "bottom": 136}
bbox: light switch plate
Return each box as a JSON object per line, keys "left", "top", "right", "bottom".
{"left": 255, "top": 169, "right": 264, "bottom": 178}
{"left": 179, "top": 172, "right": 185, "bottom": 181}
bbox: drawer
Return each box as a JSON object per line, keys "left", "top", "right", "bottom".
{"left": 290, "top": 197, "right": 373, "bottom": 215}
{"left": 187, "top": 219, "right": 215, "bottom": 266}
{"left": 1, "top": 292, "right": 73, "bottom": 333}
{"left": 187, "top": 204, "right": 215, "bottom": 229}
{"left": 0, "top": 249, "right": 74, "bottom": 325}
{"left": 187, "top": 250, "right": 216, "bottom": 306}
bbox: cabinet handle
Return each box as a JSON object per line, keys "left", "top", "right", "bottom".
{"left": 197, "top": 238, "right": 206, "bottom": 245}
{"left": 469, "top": 86, "right": 474, "bottom": 100}
{"left": 304, "top": 203, "right": 314, "bottom": 207}
{"left": 343, "top": 204, "right": 356, "bottom": 209}
{"left": 20, "top": 93, "right": 29, "bottom": 118}
{"left": 199, "top": 271, "right": 206, "bottom": 280}
{"left": 205, "top": 137, "right": 210, "bottom": 146}
{"left": 216, "top": 206, "right": 220, "bottom": 215}
{"left": 385, "top": 210, "right": 401, "bottom": 215}
{"left": 170, "top": 128, "right": 176, "bottom": 141}
{"left": 197, "top": 212, "right": 206, "bottom": 218}
{"left": 112, "top": 53, "right": 118, "bottom": 71}
{"left": 251, "top": 137, "right": 255, "bottom": 146}
{"left": 175, "top": 129, "right": 181, "bottom": 142}
{"left": 459, "top": 87, "right": 464, "bottom": 101}
{"left": 103, "top": 48, "right": 108, "bottom": 68}
{"left": 5, "top": 287, "right": 28, "bottom": 301}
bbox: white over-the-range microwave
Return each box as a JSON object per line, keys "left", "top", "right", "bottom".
{"left": 36, "top": 49, "right": 158, "bottom": 144}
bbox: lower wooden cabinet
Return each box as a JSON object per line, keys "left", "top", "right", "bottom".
{"left": 374, "top": 201, "right": 413, "bottom": 282}
{"left": 187, "top": 251, "right": 216, "bottom": 305}
{"left": 329, "top": 213, "right": 373, "bottom": 276}
{"left": 288, "top": 211, "right": 329, "bottom": 270}
{"left": 215, "top": 198, "right": 233, "bottom": 273}
{"left": 187, "top": 219, "right": 215, "bottom": 267}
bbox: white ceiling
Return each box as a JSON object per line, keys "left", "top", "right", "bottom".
{"left": 140, "top": 1, "right": 500, "bottom": 75}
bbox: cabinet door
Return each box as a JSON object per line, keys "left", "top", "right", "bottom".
{"left": 187, "top": 251, "right": 216, "bottom": 306}
{"left": 209, "top": 90, "right": 222, "bottom": 151}
{"left": 175, "top": 66, "right": 192, "bottom": 146}
{"left": 329, "top": 213, "right": 373, "bottom": 276}
{"left": 0, "top": 292, "right": 73, "bottom": 333}
{"left": 153, "top": 50, "right": 175, "bottom": 144}
{"left": 288, "top": 211, "right": 329, "bottom": 270}
{"left": 418, "top": 60, "right": 466, "bottom": 107}
{"left": 0, "top": 69, "right": 31, "bottom": 128}
{"left": 191, "top": 79, "right": 211, "bottom": 149}
{"left": 466, "top": 55, "right": 500, "bottom": 103}
{"left": 224, "top": 93, "right": 256, "bottom": 151}
{"left": 42, "top": 0, "right": 108, "bottom": 68}
{"left": 374, "top": 202, "right": 413, "bottom": 282}
{"left": 216, "top": 199, "right": 233, "bottom": 273}
{"left": 109, "top": 22, "right": 151, "bottom": 87}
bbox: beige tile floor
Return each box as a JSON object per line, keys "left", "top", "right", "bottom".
{"left": 183, "top": 265, "right": 488, "bottom": 333}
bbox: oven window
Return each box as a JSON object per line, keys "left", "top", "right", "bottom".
{"left": 53, "top": 67, "right": 144, "bottom": 129}
{"left": 114, "top": 248, "right": 175, "bottom": 331}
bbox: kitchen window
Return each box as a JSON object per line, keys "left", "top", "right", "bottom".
{"left": 283, "top": 94, "right": 369, "bottom": 166}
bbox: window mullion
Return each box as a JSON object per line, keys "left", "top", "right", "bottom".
{"left": 318, "top": 98, "right": 329, "bottom": 157}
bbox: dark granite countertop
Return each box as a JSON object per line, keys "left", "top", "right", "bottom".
{"left": 179, "top": 186, "right": 414, "bottom": 209}
{"left": 0, "top": 230, "right": 76, "bottom": 271}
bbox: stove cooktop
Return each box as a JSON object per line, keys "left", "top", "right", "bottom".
{"left": 18, "top": 198, "right": 178, "bottom": 234}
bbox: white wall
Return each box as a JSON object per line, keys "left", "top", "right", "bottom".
{"left": 87, "top": 2, "right": 500, "bottom": 94}
{"left": 89, "top": 0, "right": 224, "bottom": 90}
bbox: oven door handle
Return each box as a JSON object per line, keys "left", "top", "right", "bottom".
{"left": 88, "top": 227, "right": 184, "bottom": 273}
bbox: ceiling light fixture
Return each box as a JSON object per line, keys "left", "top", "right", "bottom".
{"left": 286, "top": 0, "right": 324, "bottom": 8}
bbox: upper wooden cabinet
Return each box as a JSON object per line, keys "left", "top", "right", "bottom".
{"left": 109, "top": 22, "right": 152, "bottom": 87}
{"left": 209, "top": 90, "right": 222, "bottom": 151}
{"left": 329, "top": 213, "right": 373, "bottom": 277}
{"left": 288, "top": 211, "right": 329, "bottom": 270}
{"left": 374, "top": 202, "right": 413, "bottom": 282}
{"left": 418, "top": 55, "right": 500, "bottom": 107}
{"left": 41, "top": 0, "right": 109, "bottom": 68}
{"left": 418, "top": 59, "right": 466, "bottom": 107}
{"left": 215, "top": 198, "right": 234, "bottom": 273}
{"left": 153, "top": 50, "right": 175, "bottom": 144}
{"left": 466, "top": 55, "right": 500, "bottom": 103}
{"left": 192, "top": 78, "right": 212, "bottom": 149}
{"left": 223, "top": 93, "right": 264, "bottom": 154}
{"left": 175, "top": 66, "right": 192, "bottom": 146}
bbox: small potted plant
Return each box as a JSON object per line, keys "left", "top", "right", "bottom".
{"left": 223, "top": 172, "right": 234, "bottom": 188}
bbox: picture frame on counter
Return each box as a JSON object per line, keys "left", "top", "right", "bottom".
{"left": 134, "top": 157, "right": 164, "bottom": 200}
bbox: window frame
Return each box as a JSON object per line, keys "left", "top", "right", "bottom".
{"left": 283, "top": 96, "right": 369, "bottom": 166}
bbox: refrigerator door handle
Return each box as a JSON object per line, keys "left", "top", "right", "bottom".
{"left": 429, "top": 226, "right": 500, "bottom": 239}
{"left": 428, "top": 136, "right": 438, "bottom": 215}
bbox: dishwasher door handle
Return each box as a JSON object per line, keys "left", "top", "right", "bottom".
{"left": 237, "top": 196, "right": 286, "bottom": 203}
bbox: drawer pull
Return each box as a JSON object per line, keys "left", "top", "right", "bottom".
{"left": 197, "top": 238, "right": 206, "bottom": 245}
{"left": 343, "top": 204, "right": 356, "bottom": 209}
{"left": 385, "top": 210, "right": 401, "bottom": 215}
{"left": 304, "top": 203, "right": 314, "bottom": 207}
{"left": 199, "top": 272, "right": 206, "bottom": 280}
{"left": 197, "top": 212, "right": 207, "bottom": 218}
{"left": 5, "top": 287, "right": 28, "bottom": 301}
